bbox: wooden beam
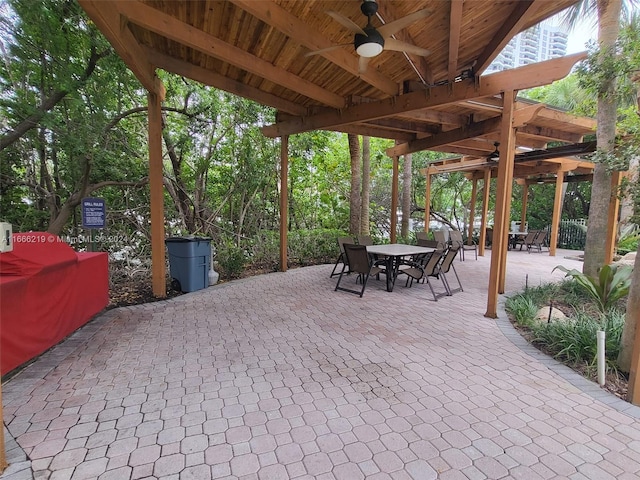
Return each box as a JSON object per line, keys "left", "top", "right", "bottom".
{"left": 549, "top": 171, "right": 565, "bottom": 256}
{"left": 473, "top": 0, "right": 537, "bottom": 75}
{"left": 486, "top": 91, "right": 516, "bottom": 318}
{"left": 117, "top": 1, "right": 345, "bottom": 108}
{"left": 148, "top": 91, "right": 166, "bottom": 298}
{"left": 391, "top": 156, "right": 399, "bottom": 243}
{"left": 367, "top": 118, "right": 439, "bottom": 134}
{"left": 536, "top": 108, "right": 597, "bottom": 131}
{"left": 262, "top": 53, "right": 586, "bottom": 137}
{"left": 627, "top": 260, "right": 640, "bottom": 404}
{"left": 400, "top": 109, "right": 468, "bottom": 127}
{"left": 448, "top": 0, "right": 464, "bottom": 82}
{"left": 230, "top": 0, "right": 399, "bottom": 96}
{"left": 280, "top": 136, "right": 289, "bottom": 272}
{"left": 334, "top": 124, "right": 416, "bottom": 142}
{"left": 518, "top": 125, "right": 583, "bottom": 143}
{"left": 147, "top": 50, "right": 306, "bottom": 116}
{"left": 479, "top": 168, "right": 491, "bottom": 256}
{"left": 79, "top": 0, "right": 159, "bottom": 95}
{"left": 387, "top": 116, "right": 501, "bottom": 157}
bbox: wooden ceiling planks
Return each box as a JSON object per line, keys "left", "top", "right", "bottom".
{"left": 81, "top": 0, "right": 594, "bottom": 163}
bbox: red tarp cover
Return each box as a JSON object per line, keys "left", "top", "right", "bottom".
{"left": 0, "top": 232, "right": 109, "bottom": 375}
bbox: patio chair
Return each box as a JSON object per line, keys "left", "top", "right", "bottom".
{"left": 330, "top": 236, "right": 355, "bottom": 277}
{"left": 519, "top": 230, "right": 538, "bottom": 252}
{"left": 417, "top": 238, "right": 440, "bottom": 248}
{"left": 415, "top": 231, "right": 429, "bottom": 242}
{"left": 433, "top": 229, "right": 448, "bottom": 248}
{"left": 334, "top": 244, "right": 384, "bottom": 297}
{"left": 398, "top": 248, "right": 447, "bottom": 301}
{"left": 529, "top": 230, "right": 548, "bottom": 253}
{"left": 448, "top": 230, "right": 477, "bottom": 261}
{"left": 437, "top": 245, "right": 463, "bottom": 297}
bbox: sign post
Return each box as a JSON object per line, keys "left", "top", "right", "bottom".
{"left": 81, "top": 197, "right": 106, "bottom": 251}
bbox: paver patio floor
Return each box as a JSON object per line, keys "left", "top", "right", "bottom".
{"left": 2, "top": 248, "right": 640, "bottom": 480}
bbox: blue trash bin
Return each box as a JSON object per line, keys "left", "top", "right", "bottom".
{"left": 165, "top": 236, "right": 211, "bottom": 292}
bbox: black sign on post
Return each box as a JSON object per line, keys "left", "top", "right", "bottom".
{"left": 81, "top": 197, "right": 106, "bottom": 229}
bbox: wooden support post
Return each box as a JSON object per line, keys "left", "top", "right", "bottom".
{"left": 280, "top": 135, "right": 289, "bottom": 272}
{"left": 486, "top": 91, "right": 516, "bottom": 318}
{"left": 498, "top": 156, "right": 515, "bottom": 294}
{"left": 391, "top": 156, "right": 399, "bottom": 243}
{"left": 604, "top": 171, "right": 623, "bottom": 264}
{"left": 549, "top": 172, "right": 565, "bottom": 256}
{"left": 468, "top": 178, "right": 478, "bottom": 245}
{"left": 148, "top": 91, "right": 166, "bottom": 298}
{"left": 478, "top": 169, "right": 491, "bottom": 257}
{"left": 520, "top": 183, "right": 528, "bottom": 232}
{"left": 424, "top": 168, "right": 431, "bottom": 236}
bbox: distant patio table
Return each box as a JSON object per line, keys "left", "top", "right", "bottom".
{"left": 508, "top": 231, "right": 528, "bottom": 250}
{"left": 366, "top": 243, "right": 435, "bottom": 292}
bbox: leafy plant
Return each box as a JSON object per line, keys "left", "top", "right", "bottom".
{"left": 505, "top": 294, "right": 539, "bottom": 327}
{"left": 532, "top": 309, "right": 625, "bottom": 368}
{"left": 553, "top": 264, "right": 633, "bottom": 313}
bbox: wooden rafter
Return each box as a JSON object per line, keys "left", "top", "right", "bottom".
{"left": 448, "top": 0, "right": 464, "bottom": 82}
{"left": 79, "top": 0, "right": 159, "bottom": 95}
{"left": 473, "top": 0, "right": 537, "bottom": 75}
{"left": 116, "top": 1, "right": 345, "bottom": 108}
{"left": 230, "top": 0, "right": 399, "bottom": 96}
{"left": 387, "top": 116, "right": 501, "bottom": 157}
{"left": 261, "top": 53, "right": 586, "bottom": 137}
{"left": 147, "top": 50, "right": 306, "bottom": 116}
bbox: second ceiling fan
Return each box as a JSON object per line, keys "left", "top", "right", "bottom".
{"left": 306, "top": 0, "right": 431, "bottom": 73}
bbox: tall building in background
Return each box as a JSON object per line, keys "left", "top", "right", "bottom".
{"left": 487, "top": 19, "right": 568, "bottom": 73}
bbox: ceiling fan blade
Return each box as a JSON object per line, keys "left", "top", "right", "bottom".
{"left": 304, "top": 44, "right": 348, "bottom": 57}
{"left": 384, "top": 38, "right": 430, "bottom": 57}
{"left": 378, "top": 8, "right": 431, "bottom": 38}
{"left": 358, "top": 56, "right": 370, "bottom": 74}
{"left": 327, "top": 11, "right": 367, "bottom": 35}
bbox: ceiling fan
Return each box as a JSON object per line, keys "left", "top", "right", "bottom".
{"left": 305, "top": 0, "right": 431, "bottom": 73}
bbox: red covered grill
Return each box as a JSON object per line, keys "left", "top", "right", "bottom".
{"left": 0, "top": 232, "right": 109, "bottom": 375}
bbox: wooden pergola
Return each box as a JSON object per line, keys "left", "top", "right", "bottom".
{"left": 75, "top": 0, "right": 594, "bottom": 307}
{"left": 2, "top": 1, "right": 638, "bottom": 469}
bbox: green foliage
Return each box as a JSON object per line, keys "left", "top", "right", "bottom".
{"left": 617, "top": 225, "right": 639, "bottom": 255}
{"left": 531, "top": 309, "right": 625, "bottom": 368}
{"left": 216, "top": 241, "right": 247, "bottom": 280}
{"left": 505, "top": 294, "right": 539, "bottom": 327}
{"left": 553, "top": 264, "right": 633, "bottom": 313}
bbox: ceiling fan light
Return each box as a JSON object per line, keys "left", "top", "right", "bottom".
{"left": 354, "top": 28, "right": 385, "bottom": 57}
{"left": 356, "top": 41, "right": 384, "bottom": 57}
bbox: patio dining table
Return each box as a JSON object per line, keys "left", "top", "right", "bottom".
{"left": 366, "top": 243, "right": 435, "bottom": 292}
{"left": 508, "top": 230, "right": 528, "bottom": 250}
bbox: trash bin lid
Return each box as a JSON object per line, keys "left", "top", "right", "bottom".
{"left": 165, "top": 236, "right": 212, "bottom": 243}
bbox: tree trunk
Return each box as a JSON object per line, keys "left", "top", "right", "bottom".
{"left": 401, "top": 153, "right": 412, "bottom": 239}
{"left": 348, "top": 134, "right": 361, "bottom": 235}
{"left": 617, "top": 243, "right": 640, "bottom": 373}
{"left": 583, "top": 0, "right": 621, "bottom": 276}
{"left": 360, "top": 136, "right": 371, "bottom": 236}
